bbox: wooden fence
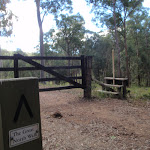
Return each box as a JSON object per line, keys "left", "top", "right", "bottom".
{"left": 0, "top": 54, "right": 92, "bottom": 98}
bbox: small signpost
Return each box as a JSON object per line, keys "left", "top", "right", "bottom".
{"left": 0, "top": 77, "right": 42, "bottom": 150}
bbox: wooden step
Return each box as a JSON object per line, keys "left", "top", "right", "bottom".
{"left": 102, "top": 83, "right": 123, "bottom": 88}
{"left": 104, "top": 77, "right": 128, "bottom": 81}
{"left": 97, "top": 90, "right": 119, "bottom": 95}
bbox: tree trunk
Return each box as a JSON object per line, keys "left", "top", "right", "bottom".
{"left": 135, "top": 32, "right": 140, "bottom": 86}
{"left": 112, "top": 0, "right": 121, "bottom": 77}
{"left": 66, "top": 40, "right": 71, "bottom": 77}
{"left": 123, "top": 17, "right": 130, "bottom": 83}
{"left": 35, "top": 0, "right": 45, "bottom": 79}
{"left": 145, "top": 31, "right": 149, "bottom": 86}
{"left": 0, "top": 45, "right": 3, "bottom": 79}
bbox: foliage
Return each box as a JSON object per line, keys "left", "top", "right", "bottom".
{"left": 50, "top": 13, "right": 85, "bottom": 56}
{"left": 0, "top": 0, "right": 15, "bottom": 36}
{"left": 82, "top": 33, "right": 113, "bottom": 80}
{"left": 86, "top": 0, "right": 143, "bottom": 29}
{"left": 127, "top": 9, "right": 150, "bottom": 86}
{"left": 35, "top": 0, "right": 73, "bottom": 55}
{"left": 86, "top": 0, "right": 144, "bottom": 81}
{"left": 0, "top": 49, "right": 39, "bottom": 79}
{"left": 40, "top": 0, "right": 72, "bottom": 19}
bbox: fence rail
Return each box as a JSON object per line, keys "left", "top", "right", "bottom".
{"left": 0, "top": 66, "right": 81, "bottom": 72}
{"left": 0, "top": 56, "right": 82, "bottom": 60}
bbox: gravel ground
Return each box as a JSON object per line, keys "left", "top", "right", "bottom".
{"left": 39, "top": 89, "right": 150, "bottom": 150}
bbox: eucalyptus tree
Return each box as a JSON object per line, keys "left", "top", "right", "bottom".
{"left": 55, "top": 14, "right": 85, "bottom": 77}
{"left": 86, "top": 0, "right": 144, "bottom": 81}
{"left": 35, "top": 0, "right": 72, "bottom": 78}
{"left": 43, "top": 14, "right": 85, "bottom": 56}
{"left": 35, "top": 0, "right": 72, "bottom": 56}
{"left": 86, "top": 0, "right": 122, "bottom": 77}
{"left": 116, "top": 0, "right": 144, "bottom": 83}
{"left": 54, "top": 13, "right": 85, "bottom": 57}
{"left": 83, "top": 33, "right": 113, "bottom": 80}
{"left": 127, "top": 10, "right": 150, "bottom": 86}
{"left": 44, "top": 14, "right": 85, "bottom": 77}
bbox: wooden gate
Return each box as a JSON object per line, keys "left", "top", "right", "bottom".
{"left": 0, "top": 54, "right": 92, "bottom": 98}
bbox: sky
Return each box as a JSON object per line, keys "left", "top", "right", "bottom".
{"left": 1, "top": 0, "right": 150, "bottom": 53}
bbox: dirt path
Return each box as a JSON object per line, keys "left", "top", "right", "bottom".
{"left": 40, "top": 89, "right": 150, "bottom": 150}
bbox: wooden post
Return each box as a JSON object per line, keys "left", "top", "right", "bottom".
{"left": 112, "top": 49, "right": 115, "bottom": 85}
{"left": 84, "top": 56, "right": 92, "bottom": 99}
{"left": 81, "top": 55, "right": 85, "bottom": 88}
{"left": 14, "top": 54, "right": 19, "bottom": 78}
{"left": 122, "top": 80, "right": 127, "bottom": 98}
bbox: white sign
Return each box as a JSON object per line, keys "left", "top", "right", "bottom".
{"left": 9, "top": 123, "right": 40, "bottom": 148}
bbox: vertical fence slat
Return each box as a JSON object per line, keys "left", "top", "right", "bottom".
{"left": 14, "top": 54, "right": 19, "bottom": 78}
{"left": 81, "top": 55, "right": 86, "bottom": 88}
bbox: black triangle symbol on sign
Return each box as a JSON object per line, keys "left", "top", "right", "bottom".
{"left": 13, "top": 94, "right": 33, "bottom": 123}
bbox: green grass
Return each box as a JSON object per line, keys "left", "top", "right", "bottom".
{"left": 92, "top": 83, "right": 150, "bottom": 100}
{"left": 127, "top": 86, "right": 150, "bottom": 100}
{"left": 39, "top": 81, "right": 70, "bottom": 88}
{"left": 39, "top": 82, "right": 150, "bottom": 101}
